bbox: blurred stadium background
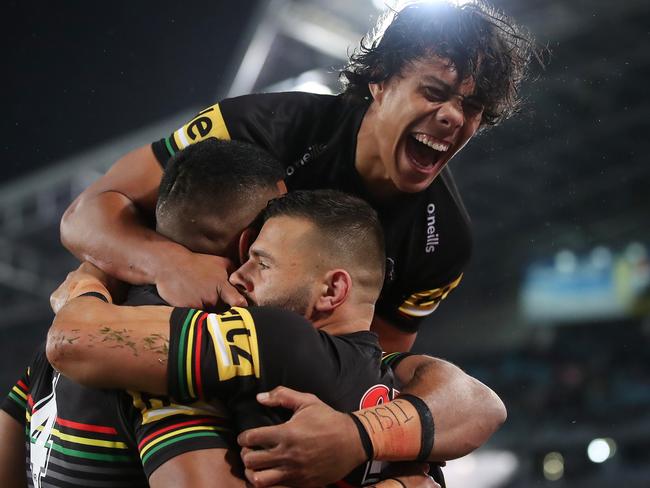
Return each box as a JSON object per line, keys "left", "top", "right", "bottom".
{"left": 3, "top": 0, "right": 649, "bottom": 485}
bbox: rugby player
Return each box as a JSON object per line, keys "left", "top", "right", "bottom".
{"left": 0, "top": 139, "right": 285, "bottom": 488}
{"left": 59, "top": 1, "right": 536, "bottom": 352}
{"left": 46, "top": 190, "right": 505, "bottom": 486}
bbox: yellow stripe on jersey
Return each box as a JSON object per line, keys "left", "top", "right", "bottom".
{"left": 398, "top": 274, "right": 463, "bottom": 318}
{"left": 185, "top": 311, "right": 201, "bottom": 401}
{"left": 29, "top": 425, "right": 128, "bottom": 450}
{"left": 172, "top": 103, "right": 231, "bottom": 150}
{"left": 11, "top": 385, "right": 27, "bottom": 401}
{"left": 128, "top": 391, "right": 228, "bottom": 425}
{"left": 205, "top": 307, "right": 260, "bottom": 382}
{"left": 139, "top": 425, "right": 225, "bottom": 458}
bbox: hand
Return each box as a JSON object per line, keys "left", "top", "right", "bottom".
{"left": 238, "top": 387, "right": 367, "bottom": 488}
{"left": 50, "top": 262, "right": 119, "bottom": 313}
{"left": 154, "top": 251, "right": 247, "bottom": 308}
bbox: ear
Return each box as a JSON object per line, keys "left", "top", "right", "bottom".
{"left": 368, "top": 81, "right": 386, "bottom": 103}
{"left": 313, "top": 269, "right": 351, "bottom": 313}
{"left": 238, "top": 227, "right": 257, "bottom": 265}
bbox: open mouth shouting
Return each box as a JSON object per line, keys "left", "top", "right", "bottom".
{"left": 404, "top": 132, "right": 451, "bottom": 174}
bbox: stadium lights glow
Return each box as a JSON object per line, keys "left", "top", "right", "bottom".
{"left": 587, "top": 438, "right": 617, "bottom": 463}
{"left": 543, "top": 452, "right": 564, "bottom": 481}
{"left": 291, "top": 81, "right": 333, "bottom": 95}
{"left": 372, "top": 0, "right": 472, "bottom": 11}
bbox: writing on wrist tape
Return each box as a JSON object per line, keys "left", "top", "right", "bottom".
{"left": 350, "top": 394, "right": 434, "bottom": 462}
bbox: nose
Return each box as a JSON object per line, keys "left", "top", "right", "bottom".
{"left": 436, "top": 97, "right": 464, "bottom": 130}
{"left": 229, "top": 265, "right": 253, "bottom": 293}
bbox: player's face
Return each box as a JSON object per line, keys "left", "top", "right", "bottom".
{"left": 229, "top": 216, "right": 321, "bottom": 318}
{"left": 363, "top": 55, "right": 484, "bottom": 194}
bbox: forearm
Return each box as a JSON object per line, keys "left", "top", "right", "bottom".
{"left": 46, "top": 298, "right": 171, "bottom": 393}
{"left": 61, "top": 190, "right": 187, "bottom": 285}
{"left": 359, "top": 356, "right": 506, "bottom": 461}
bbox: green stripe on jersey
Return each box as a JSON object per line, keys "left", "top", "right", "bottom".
{"left": 177, "top": 309, "right": 195, "bottom": 401}
{"left": 141, "top": 431, "right": 219, "bottom": 465}
{"left": 164, "top": 137, "right": 175, "bottom": 156}
{"left": 8, "top": 391, "right": 27, "bottom": 410}
{"left": 29, "top": 439, "right": 132, "bottom": 463}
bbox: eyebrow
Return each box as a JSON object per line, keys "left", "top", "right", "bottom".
{"left": 420, "top": 75, "right": 484, "bottom": 103}
{"left": 249, "top": 247, "right": 275, "bottom": 263}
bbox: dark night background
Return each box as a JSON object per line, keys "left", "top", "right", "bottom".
{"left": 2, "top": 1, "right": 649, "bottom": 486}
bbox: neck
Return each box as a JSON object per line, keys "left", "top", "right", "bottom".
{"left": 310, "top": 303, "right": 374, "bottom": 336}
{"left": 355, "top": 104, "right": 402, "bottom": 201}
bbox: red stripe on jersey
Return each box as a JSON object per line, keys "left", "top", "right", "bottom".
{"left": 56, "top": 417, "right": 118, "bottom": 435}
{"left": 27, "top": 395, "right": 34, "bottom": 408}
{"left": 138, "top": 417, "right": 221, "bottom": 451}
{"left": 194, "top": 313, "right": 207, "bottom": 399}
{"left": 17, "top": 380, "right": 28, "bottom": 392}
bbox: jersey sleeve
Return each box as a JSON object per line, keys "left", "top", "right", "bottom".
{"left": 119, "top": 390, "right": 233, "bottom": 479}
{"left": 376, "top": 273, "right": 464, "bottom": 333}
{"left": 167, "top": 306, "right": 338, "bottom": 406}
{"left": 1, "top": 367, "right": 30, "bottom": 426}
{"left": 151, "top": 92, "right": 331, "bottom": 169}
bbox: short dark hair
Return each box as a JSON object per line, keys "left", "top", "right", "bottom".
{"left": 259, "top": 189, "right": 386, "bottom": 294}
{"left": 340, "top": 0, "right": 538, "bottom": 126}
{"left": 157, "top": 138, "right": 284, "bottom": 220}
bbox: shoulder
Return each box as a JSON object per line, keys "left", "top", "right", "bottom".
{"left": 221, "top": 92, "right": 340, "bottom": 117}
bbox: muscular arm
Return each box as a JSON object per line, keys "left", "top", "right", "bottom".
{"left": 61, "top": 145, "right": 166, "bottom": 285}
{"left": 46, "top": 297, "right": 171, "bottom": 393}
{"left": 0, "top": 411, "right": 27, "bottom": 488}
{"left": 237, "top": 356, "right": 506, "bottom": 487}
{"left": 392, "top": 354, "right": 506, "bottom": 460}
{"left": 60, "top": 145, "right": 244, "bottom": 308}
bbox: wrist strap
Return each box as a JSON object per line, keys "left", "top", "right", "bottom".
{"left": 349, "top": 413, "right": 374, "bottom": 461}
{"left": 397, "top": 394, "right": 435, "bottom": 462}
{"left": 68, "top": 278, "right": 112, "bottom": 304}
{"left": 78, "top": 291, "right": 109, "bottom": 302}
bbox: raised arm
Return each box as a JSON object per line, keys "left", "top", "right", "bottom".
{"left": 60, "top": 144, "right": 244, "bottom": 308}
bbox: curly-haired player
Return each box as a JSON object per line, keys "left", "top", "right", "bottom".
{"left": 60, "top": 0, "right": 538, "bottom": 353}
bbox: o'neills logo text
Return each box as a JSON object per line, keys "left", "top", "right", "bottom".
{"left": 425, "top": 203, "right": 439, "bottom": 253}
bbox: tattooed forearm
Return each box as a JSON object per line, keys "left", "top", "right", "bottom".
{"left": 142, "top": 333, "right": 169, "bottom": 361}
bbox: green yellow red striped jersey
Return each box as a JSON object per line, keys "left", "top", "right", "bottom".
{"left": 1, "top": 285, "right": 232, "bottom": 488}
{"left": 151, "top": 92, "right": 471, "bottom": 332}
{"left": 167, "top": 305, "right": 410, "bottom": 486}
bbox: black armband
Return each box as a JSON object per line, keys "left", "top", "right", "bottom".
{"left": 397, "top": 394, "right": 435, "bottom": 462}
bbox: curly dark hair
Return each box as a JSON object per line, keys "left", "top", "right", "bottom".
{"left": 340, "top": 1, "right": 539, "bottom": 126}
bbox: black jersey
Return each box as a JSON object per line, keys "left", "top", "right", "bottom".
{"left": 152, "top": 92, "right": 472, "bottom": 331}
{"left": 167, "top": 305, "right": 408, "bottom": 486}
{"left": 1, "top": 286, "right": 231, "bottom": 488}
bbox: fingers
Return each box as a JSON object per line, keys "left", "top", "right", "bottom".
{"left": 238, "top": 424, "right": 282, "bottom": 449}
{"left": 254, "top": 386, "right": 318, "bottom": 410}
{"left": 240, "top": 446, "right": 280, "bottom": 471}
{"left": 218, "top": 280, "right": 247, "bottom": 307}
{"left": 244, "top": 467, "right": 287, "bottom": 488}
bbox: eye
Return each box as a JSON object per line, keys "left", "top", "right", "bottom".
{"left": 462, "top": 97, "right": 485, "bottom": 117}
{"left": 423, "top": 86, "right": 447, "bottom": 102}
{"left": 258, "top": 261, "right": 270, "bottom": 270}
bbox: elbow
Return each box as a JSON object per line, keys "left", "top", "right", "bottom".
{"left": 46, "top": 312, "right": 91, "bottom": 384}
{"left": 463, "top": 381, "right": 507, "bottom": 453}
{"left": 46, "top": 316, "right": 76, "bottom": 375}
{"left": 60, "top": 196, "right": 83, "bottom": 253}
